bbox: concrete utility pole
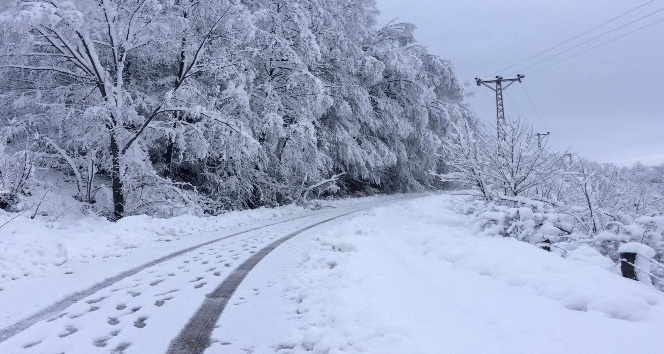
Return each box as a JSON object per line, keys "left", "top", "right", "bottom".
{"left": 535, "top": 132, "right": 550, "bottom": 149}
{"left": 475, "top": 75, "right": 525, "bottom": 141}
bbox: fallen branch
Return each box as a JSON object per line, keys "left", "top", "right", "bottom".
{"left": 0, "top": 209, "right": 28, "bottom": 230}
{"left": 31, "top": 187, "right": 53, "bottom": 219}
{"left": 300, "top": 172, "right": 346, "bottom": 205}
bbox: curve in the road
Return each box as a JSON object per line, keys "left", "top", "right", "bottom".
{"left": 166, "top": 210, "right": 360, "bottom": 354}
{"left": 0, "top": 209, "right": 334, "bottom": 344}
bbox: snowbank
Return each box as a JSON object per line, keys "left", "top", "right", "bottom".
{"left": 0, "top": 206, "right": 299, "bottom": 283}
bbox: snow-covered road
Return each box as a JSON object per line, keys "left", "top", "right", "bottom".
{"left": 3, "top": 194, "right": 664, "bottom": 354}
{"left": 0, "top": 198, "right": 404, "bottom": 354}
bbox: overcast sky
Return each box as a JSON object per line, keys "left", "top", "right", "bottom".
{"left": 376, "top": 0, "right": 664, "bottom": 166}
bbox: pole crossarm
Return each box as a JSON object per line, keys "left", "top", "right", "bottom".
{"left": 535, "top": 132, "right": 550, "bottom": 149}
{"left": 475, "top": 74, "right": 524, "bottom": 89}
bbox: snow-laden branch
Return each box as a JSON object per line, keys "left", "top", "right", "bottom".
{"left": 300, "top": 172, "right": 346, "bottom": 204}
{"left": 0, "top": 64, "right": 90, "bottom": 79}
{"left": 40, "top": 136, "right": 83, "bottom": 197}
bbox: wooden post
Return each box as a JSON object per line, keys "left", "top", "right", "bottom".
{"left": 620, "top": 252, "right": 638, "bottom": 281}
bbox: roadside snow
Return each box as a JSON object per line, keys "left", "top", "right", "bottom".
{"left": 0, "top": 206, "right": 298, "bottom": 283}
{"left": 211, "top": 194, "right": 664, "bottom": 354}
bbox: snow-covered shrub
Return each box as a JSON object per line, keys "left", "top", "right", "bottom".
{"left": 470, "top": 193, "right": 664, "bottom": 289}
{"left": 472, "top": 197, "right": 566, "bottom": 245}
{"left": 0, "top": 148, "right": 35, "bottom": 211}
{"left": 442, "top": 113, "right": 664, "bottom": 289}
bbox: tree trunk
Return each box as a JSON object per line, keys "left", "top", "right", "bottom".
{"left": 276, "top": 137, "right": 288, "bottom": 161}
{"left": 164, "top": 134, "right": 174, "bottom": 179}
{"left": 110, "top": 133, "right": 124, "bottom": 221}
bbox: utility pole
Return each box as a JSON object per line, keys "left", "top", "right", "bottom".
{"left": 475, "top": 75, "right": 525, "bottom": 141}
{"left": 535, "top": 132, "right": 550, "bottom": 149}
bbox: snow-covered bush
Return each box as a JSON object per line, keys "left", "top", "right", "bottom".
{"left": 0, "top": 147, "right": 35, "bottom": 211}
{"left": 470, "top": 192, "right": 664, "bottom": 289}
{"left": 472, "top": 197, "right": 566, "bottom": 244}
{"left": 438, "top": 116, "right": 567, "bottom": 201}
{"left": 446, "top": 120, "right": 664, "bottom": 288}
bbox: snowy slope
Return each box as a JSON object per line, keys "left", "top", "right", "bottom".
{"left": 210, "top": 194, "right": 664, "bottom": 354}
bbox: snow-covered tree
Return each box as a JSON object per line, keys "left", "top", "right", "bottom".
{"left": 439, "top": 116, "right": 566, "bottom": 201}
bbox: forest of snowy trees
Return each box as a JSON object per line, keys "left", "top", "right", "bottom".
{"left": 0, "top": 0, "right": 474, "bottom": 219}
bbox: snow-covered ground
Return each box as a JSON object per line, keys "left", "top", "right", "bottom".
{"left": 211, "top": 194, "right": 664, "bottom": 354}
{"left": 0, "top": 195, "right": 403, "bottom": 330}
{"left": 2, "top": 193, "right": 664, "bottom": 354}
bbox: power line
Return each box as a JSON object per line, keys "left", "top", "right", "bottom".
{"left": 529, "top": 16, "right": 664, "bottom": 75}
{"left": 504, "top": 91, "right": 525, "bottom": 118}
{"left": 515, "top": 5, "right": 664, "bottom": 73}
{"left": 520, "top": 83, "right": 548, "bottom": 131}
{"left": 491, "top": 0, "right": 657, "bottom": 75}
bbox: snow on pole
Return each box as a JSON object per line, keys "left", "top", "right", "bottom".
{"left": 618, "top": 242, "right": 656, "bottom": 285}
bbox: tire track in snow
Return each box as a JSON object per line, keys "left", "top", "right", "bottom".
{"left": 0, "top": 210, "right": 332, "bottom": 344}
{"left": 166, "top": 210, "right": 361, "bottom": 354}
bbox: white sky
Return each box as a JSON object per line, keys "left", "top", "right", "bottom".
{"left": 376, "top": 0, "right": 664, "bottom": 166}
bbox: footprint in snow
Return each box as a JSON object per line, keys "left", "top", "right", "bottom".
{"left": 155, "top": 289, "right": 179, "bottom": 296}
{"left": 47, "top": 313, "right": 67, "bottom": 322}
{"left": 155, "top": 297, "right": 173, "bottom": 307}
{"left": 58, "top": 325, "right": 78, "bottom": 338}
{"left": 112, "top": 342, "right": 131, "bottom": 354}
{"left": 87, "top": 296, "right": 107, "bottom": 304}
{"left": 93, "top": 331, "right": 119, "bottom": 348}
{"left": 23, "top": 339, "right": 42, "bottom": 349}
{"left": 93, "top": 337, "right": 109, "bottom": 347}
{"left": 134, "top": 317, "right": 148, "bottom": 328}
{"left": 68, "top": 312, "right": 84, "bottom": 319}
